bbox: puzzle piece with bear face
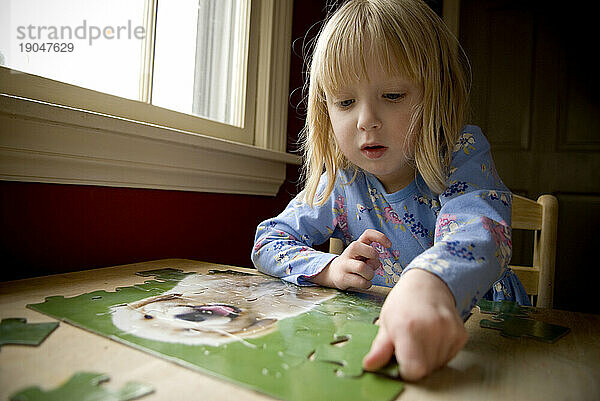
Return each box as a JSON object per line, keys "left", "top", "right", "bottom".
{"left": 9, "top": 372, "right": 153, "bottom": 401}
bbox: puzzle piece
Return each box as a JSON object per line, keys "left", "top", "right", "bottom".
{"left": 480, "top": 313, "right": 570, "bottom": 343}
{"left": 0, "top": 318, "right": 58, "bottom": 348}
{"left": 312, "top": 321, "right": 400, "bottom": 379}
{"left": 208, "top": 268, "right": 254, "bottom": 276}
{"left": 135, "top": 268, "right": 193, "bottom": 282}
{"left": 311, "top": 322, "right": 373, "bottom": 376}
{"left": 10, "top": 372, "right": 153, "bottom": 401}
{"left": 476, "top": 299, "right": 535, "bottom": 317}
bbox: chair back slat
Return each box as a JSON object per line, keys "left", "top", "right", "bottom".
{"left": 511, "top": 195, "right": 542, "bottom": 230}
{"left": 509, "top": 265, "right": 540, "bottom": 295}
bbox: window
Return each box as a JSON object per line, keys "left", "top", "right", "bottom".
{"left": 153, "top": 0, "right": 251, "bottom": 127}
{"left": 0, "top": 0, "right": 299, "bottom": 195}
{"left": 1, "top": 0, "right": 146, "bottom": 101}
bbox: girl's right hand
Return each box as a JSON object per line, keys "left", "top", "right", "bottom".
{"left": 309, "top": 229, "right": 391, "bottom": 290}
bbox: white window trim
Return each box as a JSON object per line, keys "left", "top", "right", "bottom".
{"left": 0, "top": 0, "right": 300, "bottom": 196}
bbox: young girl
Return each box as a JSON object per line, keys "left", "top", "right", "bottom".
{"left": 252, "top": 0, "right": 529, "bottom": 381}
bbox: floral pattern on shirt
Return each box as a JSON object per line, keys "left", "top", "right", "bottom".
{"left": 442, "top": 181, "right": 470, "bottom": 198}
{"left": 253, "top": 229, "right": 296, "bottom": 255}
{"left": 477, "top": 190, "right": 511, "bottom": 207}
{"left": 381, "top": 258, "right": 402, "bottom": 284}
{"left": 444, "top": 240, "right": 485, "bottom": 263}
{"left": 415, "top": 195, "right": 441, "bottom": 215}
{"left": 435, "top": 213, "right": 459, "bottom": 240}
{"left": 370, "top": 188, "right": 418, "bottom": 238}
{"left": 383, "top": 206, "right": 405, "bottom": 230}
{"left": 414, "top": 252, "right": 451, "bottom": 273}
{"left": 372, "top": 242, "right": 402, "bottom": 285}
{"left": 355, "top": 203, "right": 372, "bottom": 220}
{"left": 454, "top": 132, "right": 476, "bottom": 155}
{"left": 482, "top": 216, "right": 512, "bottom": 267}
{"left": 332, "top": 195, "right": 353, "bottom": 243}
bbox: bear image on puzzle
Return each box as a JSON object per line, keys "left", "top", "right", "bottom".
{"left": 111, "top": 271, "right": 336, "bottom": 346}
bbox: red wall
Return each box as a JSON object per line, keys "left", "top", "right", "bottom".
{"left": 0, "top": 1, "right": 327, "bottom": 281}
{"left": 0, "top": 167, "right": 298, "bottom": 280}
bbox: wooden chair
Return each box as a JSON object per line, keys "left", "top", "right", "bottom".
{"left": 329, "top": 194, "right": 558, "bottom": 308}
{"left": 509, "top": 194, "right": 558, "bottom": 308}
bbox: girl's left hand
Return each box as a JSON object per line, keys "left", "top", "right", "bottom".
{"left": 362, "top": 268, "right": 467, "bottom": 381}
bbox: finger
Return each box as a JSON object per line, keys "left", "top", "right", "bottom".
{"left": 431, "top": 314, "right": 456, "bottom": 368}
{"left": 347, "top": 272, "right": 373, "bottom": 289}
{"left": 345, "top": 241, "right": 380, "bottom": 261}
{"left": 348, "top": 259, "right": 376, "bottom": 281}
{"left": 358, "top": 229, "right": 392, "bottom": 248}
{"left": 433, "top": 312, "right": 467, "bottom": 367}
{"left": 334, "top": 260, "right": 372, "bottom": 289}
{"left": 444, "top": 325, "right": 468, "bottom": 365}
{"left": 394, "top": 327, "right": 432, "bottom": 381}
{"left": 363, "top": 327, "right": 395, "bottom": 371}
{"left": 362, "top": 256, "right": 382, "bottom": 271}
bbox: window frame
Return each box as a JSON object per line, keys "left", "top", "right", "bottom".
{"left": 0, "top": 0, "right": 300, "bottom": 196}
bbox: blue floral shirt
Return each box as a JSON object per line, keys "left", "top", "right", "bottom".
{"left": 252, "top": 126, "right": 526, "bottom": 318}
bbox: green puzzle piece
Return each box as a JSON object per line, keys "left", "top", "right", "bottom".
{"left": 476, "top": 299, "right": 535, "bottom": 317}
{"left": 480, "top": 313, "right": 570, "bottom": 343}
{"left": 27, "top": 269, "right": 405, "bottom": 401}
{"left": 0, "top": 318, "right": 58, "bottom": 347}
{"left": 313, "top": 321, "right": 400, "bottom": 379}
{"left": 10, "top": 372, "right": 153, "bottom": 401}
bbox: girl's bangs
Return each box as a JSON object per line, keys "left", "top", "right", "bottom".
{"left": 316, "top": 7, "right": 417, "bottom": 95}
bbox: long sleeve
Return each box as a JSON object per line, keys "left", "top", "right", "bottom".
{"left": 251, "top": 174, "right": 344, "bottom": 285}
{"left": 402, "top": 126, "right": 513, "bottom": 318}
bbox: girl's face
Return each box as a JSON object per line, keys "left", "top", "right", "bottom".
{"left": 325, "top": 61, "right": 422, "bottom": 193}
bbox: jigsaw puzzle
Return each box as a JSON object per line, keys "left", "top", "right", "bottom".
{"left": 10, "top": 371, "right": 153, "bottom": 401}
{"left": 0, "top": 318, "right": 58, "bottom": 348}
{"left": 27, "top": 268, "right": 403, "bottom": 401}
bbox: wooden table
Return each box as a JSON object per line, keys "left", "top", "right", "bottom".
{"left": 1, "top": 259, "right": 599, "bottom": 401}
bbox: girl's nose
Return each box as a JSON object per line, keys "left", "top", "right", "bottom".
{"left": 357, "top": 103, "right": 382, "bottom": 131}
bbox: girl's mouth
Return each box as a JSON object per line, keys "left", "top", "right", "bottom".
{"left": 361, "top": 145, "right": 387, "bottom": 159}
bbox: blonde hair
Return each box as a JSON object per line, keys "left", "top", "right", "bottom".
{"left": 300, "top": 0, "right": 470, "bottom": 205}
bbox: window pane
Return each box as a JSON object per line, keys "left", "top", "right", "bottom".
{"left": 152, "top": 0, "right": 250, "bottom": 127}
{"left": 0, "top": 0, "right": 146, "bottom": 100}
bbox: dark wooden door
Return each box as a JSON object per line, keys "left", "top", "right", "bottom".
{"left": 459, "top": 0, "right": 600, "bottom": 313}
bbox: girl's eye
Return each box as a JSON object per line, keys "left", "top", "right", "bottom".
{"left": 338, "top": 99, "right": 355, "bottom": 108}
{"left": 383, "top": 93, "right": 405, "bottom": 101}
